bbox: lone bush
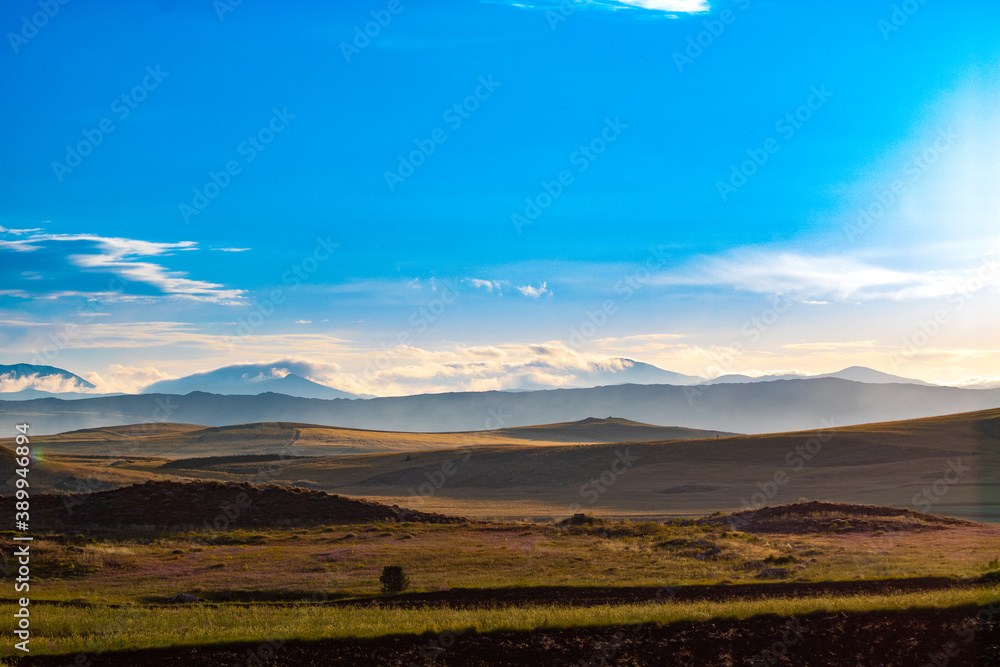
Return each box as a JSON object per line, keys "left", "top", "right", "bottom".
{"left": 379, "top": 565, "right": 410, "bottom": 594}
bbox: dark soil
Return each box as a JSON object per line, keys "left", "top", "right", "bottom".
{"left": 17, "top": 605, "right": 1000, "bottom": 666}
{"left": 706, "top": 500, "right": 977, "bottom": 534}
{"left": 1, "top": 480, "right": 464, "bottom": 531}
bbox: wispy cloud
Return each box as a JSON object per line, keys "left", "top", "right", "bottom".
{"left": 782, "top": 340, "right": 880, "bottom": 351}
{"left": 0, "top": 226, "right": 43, "bottom": 236}
{"left": 465, "top": 278, "right": 508, "bottom": 293}
{"left": 607, "top": 0, "right": 709, "bottom": 11}
{"left": 653, "top": 249, "right": 1000, "bottom": 302}
{"left": 0, "top": 372, "right": 92, "bottom": 394}
{"left": 0, "top": 230, "right": 244, "bottom": 304}
{"left": 490, "top": 0, "right": 710, "bottom": 15}
{"left": 85, "top": 365, "right": 174, "bottom": 394}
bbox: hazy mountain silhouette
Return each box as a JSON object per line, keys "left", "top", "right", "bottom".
{"left": 4, "top": 377, "right": 999, "bottom": 436}
{"left": 142, "top": 363, "right": 357, "bottom": 399}
{"left": 566, "top": 358, "right": 705, "bottom": 387}
{"left": 0, "top": 363, "right": 95, "bottom": 391}
{"left": 702, "top": 366, "right": 931, "bottom": 386}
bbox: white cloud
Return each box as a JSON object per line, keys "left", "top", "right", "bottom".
{"left": 0, "top": 231, "right": 245, "bottom": 304}
{"left": 609, "top": 0, "right": 709, "bottom": 11}
{"left": 465, "top": 278, "right": 508, "bottom": 293}
{"left": 654, "top": 249, "right": 1000, "bottom": 302}
{"left": 85, "top": 365, "right": 174, "bottom": 394}
{"left": 351, "top": 342, "right": 666, "bottom": 395}
{"left": 516, "top": 282, "right": 550, "bottom": 298}
{"left": 491, "top": 0, "right": 710, "bottom": 14}
{"left": 944, "top": 376, "right": 1000, "bottom": 389}
{"left": 0, "top": 226, "right": 43, "bottom": 236}
{"left": 0, "top": 372, "right": 92, "bottom": 394}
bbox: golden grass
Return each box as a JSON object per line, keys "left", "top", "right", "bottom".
{"left": 4, "top": 586, "right": 997, "bottom": 657}
{"left": 7, "top": 520, "right": 1000, "bottom": 605}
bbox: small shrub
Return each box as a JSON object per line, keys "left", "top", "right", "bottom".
{"left": 379, "top": 565, "right": 410, "bottom": 594}
{"left": 987, "top": 557, "right": 999, "bottom": 571}
{"left": 764, "top": 554, "right": 798, "bottom": 565}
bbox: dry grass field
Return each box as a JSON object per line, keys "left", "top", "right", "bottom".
{"left": 4, "top": 409, "right": 999, "bottom": 522}
{"left": 1, "top": 408, "right": 999, "bottom": 664}
{"left": 1, "top": 493, "right": 998, "bottom": 664}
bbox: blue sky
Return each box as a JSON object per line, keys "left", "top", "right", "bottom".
{"left": 1, "top": 0, "right": 999, "bottom": 394}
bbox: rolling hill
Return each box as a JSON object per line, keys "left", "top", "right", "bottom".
{"left": 261, "top": 407, "right": 1000, "bottom": 522}
{"left": 0, "top": 417, "right": 734, "bottom": 460}
{"left": 3, "top": 408, "right": 998, "bottom": 524}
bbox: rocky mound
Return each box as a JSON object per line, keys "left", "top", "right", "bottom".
{"left": 8, "top": 480, "right": 464, "bottom": 531}
{"left": 708, "top": 500, "right": 976, "bottom": 534}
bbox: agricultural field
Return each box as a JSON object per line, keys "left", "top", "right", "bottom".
{"left": 2, "top": 409, "right": 999, "bottom": 664}
{"left": 1, "top": 482, "right": 999, "bottom": 665}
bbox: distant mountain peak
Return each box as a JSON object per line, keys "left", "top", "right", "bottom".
{"left": 142, "top": 362, "right": 358, "bottom": 400}
{"left": 701, "top": 366, "right": 930, "bottom": 387}
{"left": 0, "top": 363, "right": 95, "bottom": 393}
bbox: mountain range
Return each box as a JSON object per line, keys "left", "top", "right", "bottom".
{"left": 0, "top": 359, "right": 949, "bottom": 403}
{"left": 3, "top": 377, "right": 999, "bottom": 436}
{"left": 702, "top": 366, "right": 933, "bottom": 386}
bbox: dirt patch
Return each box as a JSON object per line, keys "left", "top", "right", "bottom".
{"left": 158, "top": 454, "right": 316, "bottom": 470}
{"left": 707, "top": 500, "right": 977, "bottom": 534}
{"left": 17, "top": 605, "right": 1000, "bottom": 666}
{"left": 1, "top": 480, "right": 464, "bottom": 531}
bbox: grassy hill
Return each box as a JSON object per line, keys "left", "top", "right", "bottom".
{"left": 254, "top": 408, "right": 1000, "bottom": 522}
{"left": 0, "top": 417, "right": 732, "bottom": 459}
{"left": 2, "top": 409, "right": 998, "bottom": 523}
